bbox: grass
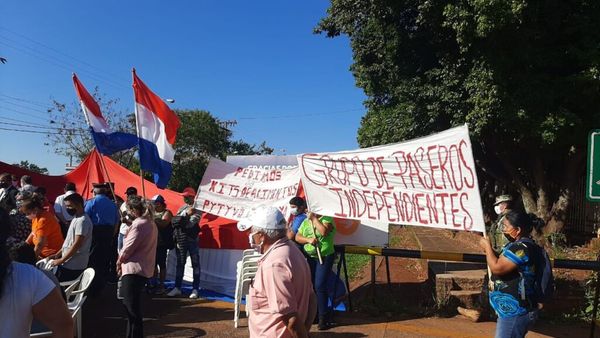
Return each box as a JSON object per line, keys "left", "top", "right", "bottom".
{"left": 344, "top": 253, "right": 372, "bottom": 281}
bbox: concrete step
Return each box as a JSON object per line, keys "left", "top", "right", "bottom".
{"left": 448, "top": 290, "right": 483, "bottom": 309}
{"left": 433, "top": 268, "right": 487, "bottom": 311}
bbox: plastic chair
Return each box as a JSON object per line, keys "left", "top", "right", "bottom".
{"left": 67, "top": 268, "right": 95, "bottom": 338}
{"left": 234, "top": 260, "right": 259, "bottom": 328}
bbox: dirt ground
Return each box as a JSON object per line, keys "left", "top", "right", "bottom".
{"left": 81, "top": 227, "right": 596, "bottom": 337}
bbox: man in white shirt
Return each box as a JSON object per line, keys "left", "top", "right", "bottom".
{"left": 53, "top": 182, "right": 76, "bottom": 235}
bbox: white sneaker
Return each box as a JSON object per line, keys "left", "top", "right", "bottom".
{"left": 166, "top": 287, "right": 182, "bottom": 297}
{"left": 189, "top": 289, "right": 199, "bottom": 299}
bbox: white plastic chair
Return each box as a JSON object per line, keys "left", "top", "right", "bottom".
{"left": 67, "top": 268, "right": 95, "bottom": 338}
{"left": 234, "top": 254, "right": 260, "bottom": 328}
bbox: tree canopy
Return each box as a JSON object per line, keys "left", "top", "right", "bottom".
{"left": 316, "top": 0, "right": 600, "bottom": 232}
{"left": 13, "top": 160, "right": 48, "bottom": 175}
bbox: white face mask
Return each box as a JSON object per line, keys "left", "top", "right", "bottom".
{"left": 494, "top": 205, "right": 503, "bottom": 215}
{"left": 290, "top": 207, "right": 298, "bottom": 216}
{"left": 248, "top": 232, "right": 263, "bottom": 253}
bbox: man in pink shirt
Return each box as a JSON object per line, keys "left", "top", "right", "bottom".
{"left": 239, "top": 206, "right": 316, "bottom": 338}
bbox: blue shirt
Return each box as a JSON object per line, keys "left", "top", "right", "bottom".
{"left": 290, "top": 213, "right": 307, "bottom": 234}
{"left": 84, "top": 194, "right": 118, "bottom": 226}
{"left": 489, "top": 241, "right": 536, "bottom": 318}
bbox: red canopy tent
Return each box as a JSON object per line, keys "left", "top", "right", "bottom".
{"left": 0, "top": 150, "right": 248, "bottom": 249}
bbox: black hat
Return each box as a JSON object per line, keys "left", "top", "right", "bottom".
{"left": 125, "top": 186, "right": 138, "bottom": 196}
{"left": 92, "top": 182, "right": 109, "bottom": 189}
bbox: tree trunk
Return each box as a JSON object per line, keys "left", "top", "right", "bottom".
{"left": 519, "top": 185, "right": 537, "bottom": 214}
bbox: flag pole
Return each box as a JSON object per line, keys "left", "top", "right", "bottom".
{"left": 140, "top": 169, "right": 147, "bottom": 199}
{"left": 132, "top": 68, "right": 146, "bottom": 199}
{"left": 97, "top": 149, "right": 125, "bottom": 220}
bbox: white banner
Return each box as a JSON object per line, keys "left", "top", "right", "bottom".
{"left": 298, "top": 125, "right": 485, "bottom": 233}
{"left": 195, "top": 158, "right": 300, "bottom": 220}
{"left": 227, "top": 155, "right": 389, "bottom": 246}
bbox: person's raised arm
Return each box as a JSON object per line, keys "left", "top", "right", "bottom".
{"left": 480, "top": 237, "right": 517, "bottom": 275}
{"left": 308, "top": 213, "right": 333, "bottom": 237}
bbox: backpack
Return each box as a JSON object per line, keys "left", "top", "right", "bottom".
{"left": 518, "top": 237, "right": 555, "bottom": 303}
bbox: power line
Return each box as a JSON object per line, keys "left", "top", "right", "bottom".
{"left": 0, "top": 98, "right": 51, "bottom": 115}
{"left": 0, "top": 98, "right": 81, "bottom": 124}
{"left": 0, "top": 39, "right": 127, "bottom": 91}
{"left": 233, "top": 108, "right": 364, "bottom": 120}
{"left": 0, "top": 93, "right": 50, "bottom": 109}
{"left": 0, "top": 121, "right": 84, "bottom": 132}
{"left": 0, "top": 33, "right": 128, "bottom": 89}
{"left": 0, "top": 106, "right": 53, "bottom": 122}
{"left": 0, "top": 126, "right": 67, "bottom": 135}
{"left": 0, "top": 25, "right": 129, "bottom": 84}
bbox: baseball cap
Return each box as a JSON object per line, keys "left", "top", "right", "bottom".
{"left": 151, "top": 194, "right": 165, "bottom": 204}
{"left": 125, "top": 186, "right": 138, "bottom": 196}
{"left": 494, "top": 195, "right": 512, "bottom": 206}
{"left": 237, "top": 206, "right": 286, "bottom": 232}
{"left": 181, "top": 187, "right": 196, "bottom": 197}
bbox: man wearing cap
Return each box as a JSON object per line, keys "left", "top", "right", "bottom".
{"left": 118, "top": 187, "right": 138, "bottom": 252}
{"left": 53, "top": 182, "right": 77, "bottom": 236}
{"left": 150, "top": 194, "right": 173, "bottom": 295}
{"left": 490, "top": 194, "right": 513, "bottom": 252}
{"left": 85, "top": 182, "right": 119, "bottom": 296}
{"left": 241, "top": 206, "right": 315, "bottom": 338}
{"left": 167, "top": 187, "right": 202, "bottom": 299}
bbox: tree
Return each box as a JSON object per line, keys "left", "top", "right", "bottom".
{"left": 316, "top": 0, "right": 600, "bottom": 234}
{"left": 228, "top": 140, "right": 274, "bottom": 156}
{"left": 168, "top": 110, "right": 274, "bottom": 191}
{"left": 13, "top": 160, "right": 49, "bottom": 175}
{"left": 47, "top": 88, "right": 137, "bottom": 168}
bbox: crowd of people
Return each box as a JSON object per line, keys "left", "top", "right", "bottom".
{"left": 0, "top": 168, "right": 551, "bottom": 338}
{"left": 0, "top": 172, "right": 202, "bottom": 338}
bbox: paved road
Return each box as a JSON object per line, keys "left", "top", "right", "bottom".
{"left": 83, "top": 288, "right": 591, "bottom": 338}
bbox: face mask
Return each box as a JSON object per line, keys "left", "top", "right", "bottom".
{"left": 502, "top": 226, "right": 518, "bottom": 242}
{"left": 12, "top": 181, "right": 18, "bottom": 188}
{"left": 25, "top": 212, "right": 36, "bottom": 221}
{"left": 248, "top": 232, "right": 263, "bottom": 253}
{"left": 494, "top": 205, "right": 503, "bottom": 215}
{"left": 66, "top": 208, "right": 77, "bottom": 216}
{"left": 290, "top": 207, "right": 298, "bottom": 216}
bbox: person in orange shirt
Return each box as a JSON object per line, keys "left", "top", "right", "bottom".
{"left": 23, "top": 193, "right": 64, "bottom": 259}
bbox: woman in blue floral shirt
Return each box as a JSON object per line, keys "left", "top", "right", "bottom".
{"left": 480, "top": 210, "right": 545, "bottom": 338}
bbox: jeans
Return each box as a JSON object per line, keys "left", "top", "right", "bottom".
{"left": 495, "top": 310, "right": 538, "bottom": 338}
{"left": 121, "top": 274, "right": 146, "bottom": 338}
{"left": 88, "top": 226, "right": 114, "bottom": 296}
{"left": 308, "top": 253, "right": 335, "bottom": 319}
{"left": 174, "top": 240, "right": 200, "bottom": 289}
{"left": 55, "top": 266, "right": 84, "bottom": 283}
{"left": 117, "top": 233, "right": 125, "bottom": 252}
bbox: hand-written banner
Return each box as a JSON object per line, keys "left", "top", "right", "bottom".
{"left": 195, "top": 158, "right": 301, "bottom": 220}
{"left": 298, "top": 125, "right": 485, "bottom": 232}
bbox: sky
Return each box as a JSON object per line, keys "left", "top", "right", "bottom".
{"left": 0, "top": 1, "right": 366, "bottom": 175}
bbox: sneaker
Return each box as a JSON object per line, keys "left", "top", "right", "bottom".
{"left": 154, "top": 284, "right": 166, "bottom": 295}
{"left": 166, "top": 287, "right": 182, "bottom": 297}
{"left": 318, "top": 317, "right": 330, "bottom": 331}
{"left": 189, "top": 289, "right": 199, "bottom": 299}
